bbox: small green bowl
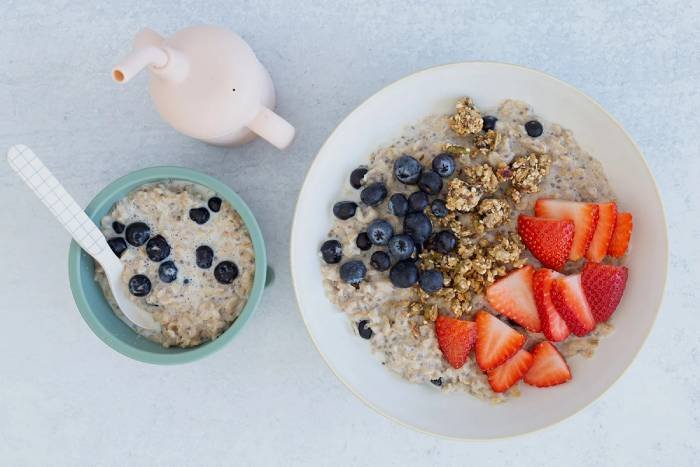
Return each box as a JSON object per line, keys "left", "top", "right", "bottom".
{"left": 68, "top": 166, "right": 269, "bottom": 364}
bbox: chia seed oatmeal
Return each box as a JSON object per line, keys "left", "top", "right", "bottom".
{"left": 320, "top": 98, "right": 626, "bottom": 402}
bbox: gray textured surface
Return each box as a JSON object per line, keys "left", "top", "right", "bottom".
{"left": 0, "top": 1, "right": 698, "bottom": 465}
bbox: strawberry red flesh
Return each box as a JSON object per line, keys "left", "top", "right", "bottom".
{"left": 475, "top": 311, "right": 526, "bottom": 371}
{"left": 534, "top": 199, "right": 599, "bottom": 261}
{"left": 524, "top": 341, "right": 572, "bottom": 388}
{"left": 434, "top": 315, "right": 476, "bottom": 369}
{"left": 581, "top": 262, "right": 628, "bottom": 322}
{"left": 585, "top": 202, "right": 617, "bottom": 262}
{"left": 608, "top": 212, "right": 633, "bottom": 258}
{"left": 486, "top": 265, "right": 541, "bottom": 332}
{"left": 533, "top": 268, "right": 570, "bottom": 342}
{"left": 517, "top": 215, "right": 574, "bottom": 271}
{"left": 551, "top": 274, "right": 596, "bottom": 336}
{"left": 487, "top": 349, "right": 533, "bottom": 393}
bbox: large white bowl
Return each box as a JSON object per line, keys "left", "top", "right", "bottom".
{"left": 291, "top": 62, "right": 667, "bottom": 439}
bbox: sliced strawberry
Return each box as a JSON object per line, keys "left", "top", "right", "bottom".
{"left": 533, "top": 269, "right": 570, "bottom": 342}
{"left": 487, "top": 349, "right": 533, "bottom": 393}
{"left": 551, "top": 274, "right": 596, "bottom": 336}
{"left": 475, "top": 311, "right": 526, "bottom": 371}
{"left": 524, "top": 341, "right": 572, "bottom": 387}
{"left": 581, "top": 262, "right": 629, "bottom": 322}
{"left": 585, "top": 202, "right": 617, "bottom": 262}
{"left": 486, "top": 265, "right": 540, "bottom": 332}
{"left": 534, "top": 199, "right": 600, "bottom": 261}
{"left": 608, "top": 212, "right": 633, "bottom": 258}
{"left": 517, "top": 215, "right": 574, "bottom": 271}
{"left": 435, "top": 315, "right": 477, "bottom": 369}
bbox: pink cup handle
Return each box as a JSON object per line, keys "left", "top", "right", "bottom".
{"left": 247, "top": 107, "right": 295, "bottom": 150}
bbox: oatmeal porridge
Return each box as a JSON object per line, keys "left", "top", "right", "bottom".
{"left": 96, "top": 182, "right": 255, "bottom": 348}
{"left": 320, "top": 98, "right": 633, "bottom": 402}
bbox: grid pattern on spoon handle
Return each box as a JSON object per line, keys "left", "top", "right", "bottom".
{"left": 7, "top": 145, "right": 108, "bottom": 257}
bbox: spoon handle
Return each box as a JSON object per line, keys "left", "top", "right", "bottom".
{"left": 7, "top": 145, "right": 116, "bottom": 264}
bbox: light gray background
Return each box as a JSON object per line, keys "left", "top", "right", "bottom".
{"left": 1, "top": 1, "right": 697, "bottom": 466}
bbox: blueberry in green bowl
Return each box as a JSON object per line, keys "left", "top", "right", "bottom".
{"left": 68, "top": 166, "right": 270, "bottom": 364}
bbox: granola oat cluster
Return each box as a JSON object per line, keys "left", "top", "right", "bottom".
{"left": 448, "top": 98, "right": 483, "bottom": 136}
{"left": 410, "top": 97, "right": 552, "bottom": 322}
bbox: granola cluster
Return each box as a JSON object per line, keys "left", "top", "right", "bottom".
{"left": 477, "top": 198, "right": 510, "bottom": 229}
{"left": 448, "top": 98, "right": 483, "bottom": 136}
{"left": 446, "top": 178, "right": 482, "bottom": 212}
{"left": 474, "top": 130, "right": 501, "bottom": 153}
{"left": 510, "top": 153, "right": 552, "bottom": 194}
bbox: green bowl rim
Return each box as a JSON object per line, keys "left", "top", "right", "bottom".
{"left": 68, "top": 166, "right": 267, "bottom": 365}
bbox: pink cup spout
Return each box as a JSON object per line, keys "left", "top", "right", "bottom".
{"left": 112, "top": 46, "right": 189, "bottom": 84}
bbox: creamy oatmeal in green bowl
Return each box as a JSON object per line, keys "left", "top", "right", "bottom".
{"left": 95, "top": 182, "right": 255, "bottom": 348}
{"left": 68, "top": 167, "right": 268, "bottom": 364}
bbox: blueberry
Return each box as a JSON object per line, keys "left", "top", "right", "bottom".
{"left": 388, "top": 234, "right": 415, "bottom": 260}
{"left": 145, "top": 234, "right": 170, "bottom": 262}
{"left": 525, "top": 120, "right": 543, "bottom": 137}
{"left": 189, "top": 207, "right": 210, "bottom": 224}
{"left": 128, "top": 274, "right": 152, "bottom": 297}
{"left": 339, "top": 260, "right": 367, "bottom": 286}
{"left": 350, "top": 167, "right": 368, "bottom": 189}
{"left": 320, "top": 240, "right": 343, "bottom": 264}
{"left": 431, "top": 199, "right": 448, "bottom": 218}
{"left": 388, "top": 193, "right": 409, "bottom": 217}
{"left": 358, "top": 320, "right": 373, "bottom": 339}
{"left": 367, "top": 219, "right": 394, "bottom": 245}
{"left": 360, "top": 182, "right": 388, "bottom": 206}
{"left": 430, "top": 377, "right": 443, "bottom": 387}
{"left": 403, "top": 212, "right": 433, "bottom": 245}
{"left": 370, "top": 251, "right": 391, "bottom": 271}
{"left": 214, "top": 261, "right": 239, "bottom": 284}
{"left": 393, "top": 155, "right": 423, "bottom": 184}
{"left": 431, "top": 153, "right": 456, "bottom": 178}
{"left": 389, "top": 260, "right": 419, "bottom": 288}
{"left": 408, "top": 191, "right": 429, "bottom": 212}
{"left": 107, "top": 238, "right": 127, "bottom": 258}
{"left": 124, "top": 222, "right": 150, "bottom": 247}
{"left": 333, "top": 201, "right": 358, "bottom": 220}
{"left": 433, "top": 230, "right": 458, "bottom": 254}
{"left": 355, "top": 232, "right": 371, "bottom": 251}
{"left": 482, "top": 115, "right": 498, "bottom": 131}
{"left": 158, "top": 261, "right": 178, "bottom": 283}
{"left": 208, "top": 197, "right": 222, "bottom": 212}
{"left": 112, "top": 221, "right": 125, "bottom": 234}
{"left": 418, "top": 170, "right": 443, "bottom": 195}
{"left": 196, "top": 245, "right": 214, "bottom": 269}
{"left": 419, "top": 269, "right": 444, "bottom": 293}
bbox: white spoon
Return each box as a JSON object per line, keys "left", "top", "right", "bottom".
{"left": 7, "top": 144, "right": 160, "bottom": 331}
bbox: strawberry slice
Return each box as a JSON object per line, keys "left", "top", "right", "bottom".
{"left": 487, "top": 349, "right": 533, "bottom": 393}
{"left": 435, "top": 315, "right": 477, "bottom": 369}
{"left": 608, "top": 212, "right": 633, "bottom": 258}
{"left": 581, "top": 262, "right": 629, "bottom": 322}
{"left": 585, "top": 202, "right": 617, "bottom": 262}
{"left": 517, "top": 215, "right": 574, "bottom": 271}
{"left": 533, "top": 268, "right": 570, "bottom": 342}
{"left": 551, "top": 274, "right": 596, "bottom": 336}
{"left": 534, "top": 199, "right": 600, "bottom": 261}
{"left": 475, "top": 311, "right": 526, "bottom": 371}
{"left": 524, "top": 341, "right": 572, "bottom": 387}
{"left": 486, "top": 265, "right": 541, "bottom": 332}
